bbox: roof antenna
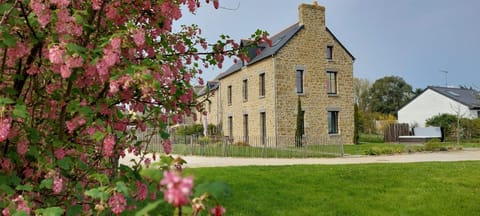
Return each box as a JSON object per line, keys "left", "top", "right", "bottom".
{"left": 440, "top": 70, "right": 448, "bottom": 87}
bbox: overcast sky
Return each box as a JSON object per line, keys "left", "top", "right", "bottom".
{"left": 176, "top": 0, "right": 480, "bottom": 89}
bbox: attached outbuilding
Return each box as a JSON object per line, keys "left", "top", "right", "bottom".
{"left": 398, "top": 86, "right": 480, "bottom": 127}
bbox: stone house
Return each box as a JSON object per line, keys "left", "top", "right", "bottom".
{"left": 197, "top": 2, "right": 355, "bottom": 144}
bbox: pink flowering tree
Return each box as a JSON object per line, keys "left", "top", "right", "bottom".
{"left": 0, "top": 0, "right": 269, "bottom": 215}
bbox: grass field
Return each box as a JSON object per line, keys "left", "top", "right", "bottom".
{"left": 187, "top": 161, "right": 480, "bottom": 216}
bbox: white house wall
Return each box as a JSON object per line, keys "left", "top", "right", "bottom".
{"left": 398, "top": 89, "right": 473, "bottom": 127}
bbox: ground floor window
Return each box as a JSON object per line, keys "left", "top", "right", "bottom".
{"left": 328, "top": 111, "right": 339, "bottom": 134}
{"left": 228, "top": 116, "right": 233, "bottom": 138}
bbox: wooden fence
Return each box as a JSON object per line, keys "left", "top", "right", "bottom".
{"left": 384, "top": 123, "right": 410, "bottom": 142}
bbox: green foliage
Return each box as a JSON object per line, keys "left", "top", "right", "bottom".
{"left": 369, "top": 76, "right": 414, "bottom": 115}
{"left": 354, "top": 103, "right": 360, "bottom": 144}
{"left": 424, "top": 139, "right": 442, "bottom": 151}
{"left": 426, "top": 113, "right": 457, "bottom": 137}
{"left": 176, "top": 124, "right": 204, "bottom": 136}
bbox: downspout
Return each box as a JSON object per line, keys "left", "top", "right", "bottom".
{"left": 273, "top": 54, "right": 278, "bottom": 145}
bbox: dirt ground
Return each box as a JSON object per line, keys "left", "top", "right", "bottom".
{"left": 119, "top": 148, "right": 480, "bottom": 168}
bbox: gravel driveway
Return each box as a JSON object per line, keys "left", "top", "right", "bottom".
{"left": 119, "top": 148, "right": 480, "bottom": 168}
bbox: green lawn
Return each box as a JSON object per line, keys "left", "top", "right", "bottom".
{"left": 187, "top": 162, "right": 480, "bottom": 216}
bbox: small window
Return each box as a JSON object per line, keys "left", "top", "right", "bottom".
{"left": 259, "top": 73, "right": 265, "bottom": 97}
{"left": 328, "top": 111, "right": 339, "bottom": 134}
{"left": 228, "top": 116, "right": 233, "bottom": 138}
{"left": 243, "top": 79, "right": 248, "bottom": 101}
{"left": 296, "top": 69, "right": 304, "bottom": 94}
{"left": 327, "top": 45, "right": 333, "bottom": 60}
{"left": 227, "top": 85, "right": 232, "bottom": 105}
{"left": 327, "top": 71, "right": 337, "bottom": 95}
{"left": 208, "top": 101, "right": 211, "bottom": 112}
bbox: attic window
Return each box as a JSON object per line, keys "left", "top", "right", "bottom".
{"left": 326, "top": 45, "right": 333, "bottom": 60}
{"left": 447, "top": 91, "right": 460, "bottom": 97}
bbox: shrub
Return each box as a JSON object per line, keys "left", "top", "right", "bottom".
{"left": 425, "top": 139, "right": 442, "bottom": 151}
{"left": 426, "top": 114, "right": 457, "bottom": 138}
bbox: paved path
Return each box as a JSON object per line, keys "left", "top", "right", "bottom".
{"left": 119, "top": 148, "right": 480, "bottom": 168}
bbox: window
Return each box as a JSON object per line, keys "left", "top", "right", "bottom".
{"left": 243, "top": 79, "right": 248, "bottom": 101}
{"left": 327, "top": 71, "right": 337, "bottom": 95}
{"left": 259, "top": 73, "right": 265, "bottom": 97}
{"left": 228, "top": 116, "right": 233, "bottom": 138}
{"left": 296, "top": 69, "right": 304, "bottom": 94}
{"left": 227, "top": 85, "right": 232, "bottom": 105}
{"left": 328, "top": 111, "right": 339, "bottom": 134}
{"left": 208, "top": 101, "right": 211, "bottom": 112}
{"left": 260, "top": 112, "right": 266, "bottom": 145}
{"left": 243, "top": 114, "right": 248, "bottom": 141}
{"left": 327, "top": 45, "right": 333, "bottom": 60}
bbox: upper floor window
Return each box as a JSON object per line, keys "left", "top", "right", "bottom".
{"left": 259, "top": 73, "right": 265, "bottom": 97}
{"left": 328, "top": 111, "right": 339, "bottom": 134}
{"left": 227, "top": 85, "right": 232, "bottom": 105}
{"left": 327, "top": 45, "right": 333, "bottom": 60}
{"left": 327, "top": 71, "right": 337, "bottom": 95}
{"left": 243, "top": 79, "right": 248, "bottom": 101}
{"left": 296, "top": 69, "right": 304, "bottom": 94}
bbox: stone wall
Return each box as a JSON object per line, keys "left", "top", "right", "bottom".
{"left": 274, "top": 3, "right": 354, "bottom": 143}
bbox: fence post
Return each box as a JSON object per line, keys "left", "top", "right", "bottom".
{"left": 340, "top": 137, "right": 344, "bottom": 157}
{"left": 303, "top": 136, "right": 307, "bottom": 158}
{"left": 223, "top": 137, "right": 227, "bottom": 157}
{"left": 263, "top": 137, "right": 267, "bottom": 158}
{"left": 189, "top": 135, "right": 193, "bottom": 155}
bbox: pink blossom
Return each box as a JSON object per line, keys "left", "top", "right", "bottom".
{"left": 187, "top": 0, "right": 197, "bottom": 12}
{"left": 135, "top": 181, "right": 148, "bottom": 201}
{"left": 103, "top": 135, "right": 115, "bottom": 157}
{"left": 211, "top": 205, "right": 226, "bottom": 216}
{"left": 109, "top": 81, "right": 120, "bottom": 94}
{"left": 133, "top": 29, "right": 146, "bottom": 47}
{"left": 0, "top": 158, "right": 13, "bottom": 172}
{"left": 92, "top": 0, "right": 103, "bottom": 10}
{"left": 49, "top": 45, "right": 65, "bottom": 64}
{"left": 66, "top": 55, "right": 83, "bottom": 68}
{"left": 16, "top": 140, "right": 28, "bottom": 156}
{"left": 13, "top": 195, "right": 30, "bottom": 215}
{"left": 175, "top": 42, "right": 186, "bottom": 54}
{"left": 53, "top": 175, "right": 64, "bottom": 194}
{"left": 2, "top": 207, "right": 10, "bottom": 216}
{"left": 54, "top": 148, "right": 66, "bottom": 160}
{"left": 110, "top": 38, "right": 122, "bottom": 50}
{"left": 60, "top": 64, "right": 72, "bottom": 78}
{"left": 109, "top": 192, "right": 126, "bottom": 215}
{"left": 162, "top": 139, "right": 172, "bottom": 154}
{"left": 160, "top": 170, "right": 193, "bottom": 207}
{"left": 51, "top": 0, "right": 69, "bottom": 8}
{"left": 0, "top": 117, "right": 12, "bottom": 142}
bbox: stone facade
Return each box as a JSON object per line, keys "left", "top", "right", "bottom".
{"left": 197, "top": 3, "right": 355, "bottom": 144}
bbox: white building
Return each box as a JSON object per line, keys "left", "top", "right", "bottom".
{"left": 398, "top": 86, "right": 480, "bottom": 127}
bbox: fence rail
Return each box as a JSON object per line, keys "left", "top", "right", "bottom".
{"left": 136, "top": 129, "right": 344, "bottom": 158}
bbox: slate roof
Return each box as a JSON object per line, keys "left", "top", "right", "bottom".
{"left": 215, "top": 22, "right": 355, "bottom": 80}
{"left": 429, "top": 86, "right": 480, "bottom": 109}
{"left": 196, "top": 81, "right": 219, "bottom": 96}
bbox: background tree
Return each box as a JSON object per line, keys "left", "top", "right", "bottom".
{"left": 0, "top": 0, "right": 268, "bottom": 215}
{"left": 369, "top": 76, "right": 414, "bottom": 116}
{"left": 353, "top": 103, "right": 360, "bottom": 144}
{"left": 353, "top": 77, "right": 372, "bottom": 113}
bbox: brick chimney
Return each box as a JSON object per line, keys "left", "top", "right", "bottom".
{"left": 298, "top": 1, "right": 326, "bottom": 29}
